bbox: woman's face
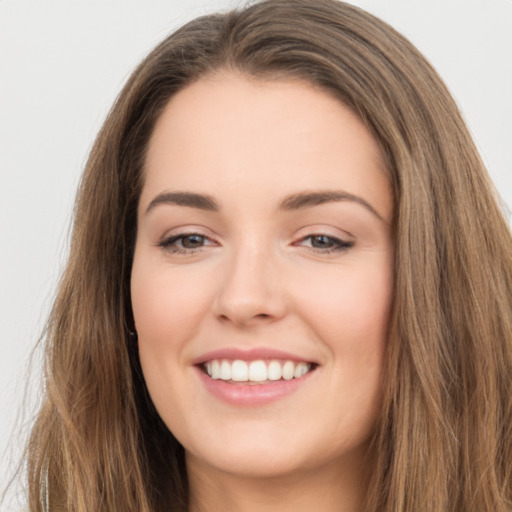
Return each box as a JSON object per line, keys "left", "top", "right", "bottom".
{"left": 131, "top": 72, "right": 394, "bottom": 480}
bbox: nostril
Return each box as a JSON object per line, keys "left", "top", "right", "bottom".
{"left": 218, "top": 312, "right": 272, "bottom": 325}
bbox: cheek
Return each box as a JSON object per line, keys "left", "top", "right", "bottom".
{"left": 130, "top": 256, "right": 217, "bottom": 410}
{"left": 130, "top": 260, "right": 212, "bottom": 421}
{"left": 295, "top": 258, "right": 393, "bottom": 349}
{"left": 131, "top": 259, "right": 215, "bottom": 347}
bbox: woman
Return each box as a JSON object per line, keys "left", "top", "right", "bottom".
{"left": 25, "top": 0, "right": 512, "bottom": 511}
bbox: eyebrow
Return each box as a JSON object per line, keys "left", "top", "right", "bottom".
{"left": 146, "top": 192, "right": 219, "bottom": 213}
{"left": 278, "top": 190, "right": 385, "bottom": 222}
{"left": 145, "top": 190, "right": 385, "bottom": 222}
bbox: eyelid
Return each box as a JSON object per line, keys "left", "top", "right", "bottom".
{"left": 157, "top": 224, "right": 218, "bottom": 242}
{"left": 292, "top": 225, "right": 354, "bottom": 242}
{"left": 293, "top": 234, "right": 353, "bottom": 252}
{"left": 290, "top": 224, "right": 355, "bottom": 254}
{"left": 156, "top": 225, "right": 354, "bottom": 256}
{"left": 156, "top": 227, "right": 220, "bottom": 254}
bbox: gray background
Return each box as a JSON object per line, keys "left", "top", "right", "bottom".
{"left": 1, "top": 1, "right": 511, "bottom": 509}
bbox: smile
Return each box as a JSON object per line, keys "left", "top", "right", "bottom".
{"left": 203, "top": 359, "right": 313, "bottom": 383}
{"left": 193, "top": 349, "right": 319, "bottom": 405}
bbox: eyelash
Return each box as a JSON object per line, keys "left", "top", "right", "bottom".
{"left": 158, "top": 233, "right": 215, "bottom": 254}
{"left": 296, "top": 234, "right": 354, "bottom": 253}
{"left": 158, "top": 233, "right": 354, "bottom": 255}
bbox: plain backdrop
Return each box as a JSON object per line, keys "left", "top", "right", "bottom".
{"left": 1, "top": 1, "right": 511, "bottom": 509}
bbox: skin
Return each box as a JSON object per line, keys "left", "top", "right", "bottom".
{"left": 131, "top": 72, "right": 394, "bottom": 512}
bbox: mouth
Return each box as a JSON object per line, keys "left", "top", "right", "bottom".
{"left": 193, "top": 348, "right": 319, "bottom": 405}
{"left": 199, "top": 359, "right": 317, "bottom": 384}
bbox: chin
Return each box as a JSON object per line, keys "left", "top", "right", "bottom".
{"left": 186, "top": 444, "right": 313, "bottom": 480}
{"left": 181, "top": 419, "right": 371, "bottom": 482}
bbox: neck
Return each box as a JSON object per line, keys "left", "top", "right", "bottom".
{"left": 186, "top": 452, "right": 367, "bottom": 512}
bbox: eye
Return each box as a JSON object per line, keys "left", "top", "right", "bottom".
{"left": 296, "top": 234, "right": 354, "bottom": 254}
{"left": 158, "top": 233, "right": 216, "bottom": 254}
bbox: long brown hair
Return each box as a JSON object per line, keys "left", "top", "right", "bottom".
{"left": 25, "top": 1, "right": 512, "bottom": 510}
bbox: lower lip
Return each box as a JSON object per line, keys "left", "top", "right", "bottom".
{"left": 195, "top": 366, "right": 315, "bottom": 406}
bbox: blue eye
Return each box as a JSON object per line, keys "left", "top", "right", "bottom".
{"left": 299, "top": 235, "right": 354, "bottom": 253}
{"left": 159, "top": 233, "right": 212, "bottom": 254}
{"left": 158, "top": 232, "right": 352, "bottom": 255}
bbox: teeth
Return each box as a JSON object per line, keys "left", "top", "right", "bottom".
{"left": 231, "top": 360, "right": 248, "bottom": 381}
{"left": 248, "top": 360, "right": 267, "bottom": 381}
{"left": 267, "top": 360, "right": 282, "bottom": 381}
{"left": 210, "top": 360, "right": 220, "bottom": 379}
{"left": 220, "top": 360, "right": 231, "bottom": 380}
{"left": 282, "top": 361, "right": 294, "bottom": 380}
{"left": 294, "top": 362, "right": 309, "bottom": 378}
{"left": 203, "top": 359, "right": 312, "bottom": 382}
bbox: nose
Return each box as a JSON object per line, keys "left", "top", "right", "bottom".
{"left": 212, "top": 240, "right": 287, "bottom": 327}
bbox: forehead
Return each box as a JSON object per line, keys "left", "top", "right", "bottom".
{"left": 141, "top": 72, "right": 392, "bottom": 220}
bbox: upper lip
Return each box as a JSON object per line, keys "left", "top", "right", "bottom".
{"left": 191, "top": 347, "right": 319, "bottom": 366}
